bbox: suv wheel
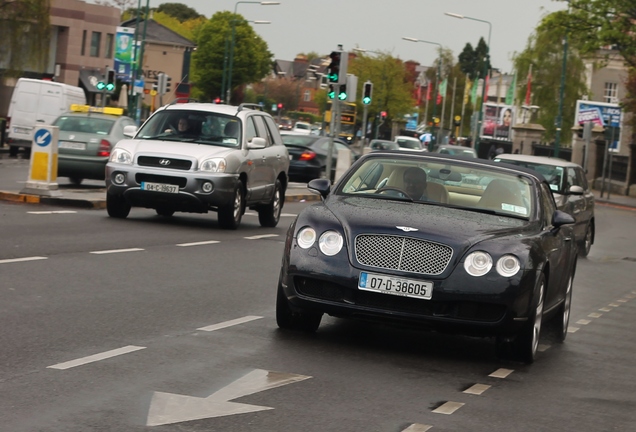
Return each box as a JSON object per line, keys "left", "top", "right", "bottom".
{"left": 258, "top": 179, "right": 283, "bottom": 227}
{"left": 218, "top": 182, "right": 243, "bottom": 230}
{"left": 106, "top": 193, "right": 131, "bottom": 218}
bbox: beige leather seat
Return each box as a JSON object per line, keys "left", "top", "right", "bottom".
{"left": 386, "top": 166, "right": 449, "bottom": 203}
{"left": 478, "top": 179, "right": 526, "bottom": 212}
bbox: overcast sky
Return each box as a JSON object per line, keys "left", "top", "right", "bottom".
{"left": 148, "top": 0, "right": 567, "bottom": 73}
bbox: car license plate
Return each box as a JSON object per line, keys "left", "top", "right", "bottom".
{"left": 58, "top": 141, "right": 86, "bottom": 150}
{"left": 141, "top": 182, "right": 179, "bottom": 193}
{"left": 358, "top": 272, "right": 433, "bottom": 300}
{"left": 13, "top": 127, "right": 30, "bottom": 134}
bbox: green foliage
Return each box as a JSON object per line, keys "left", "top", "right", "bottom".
{"left": 457, "top": 38, "right": 490, "bottom": 80}
{"left": 191, "top": 11, "right": 273, "bottom": 102}
{"left": 156, "top": 2, "right": 202, "bottom": 22}
{"left": 0, "top": 0, "right": 50, "bottom": 77}
{"left": 152, "top": 11, "right": 197, "bottom": 41}
{"left": 513, "top": 11, "right": 589, "bottom": 145}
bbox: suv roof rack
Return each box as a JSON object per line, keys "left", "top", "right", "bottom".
{"left": 237, "top": 103, "right": 263, "bottom": 113}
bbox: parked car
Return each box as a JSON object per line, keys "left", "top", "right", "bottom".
{"left": 278, "top": 117, "right": 292, "bottom": 131}
{"left": 281, "top": 133, "right": 353, "bottom": 183}
{"left": 54, "top": 105, "right": 137, "bottom": 184}
{"left": 276, "top": 151, "right": 578, "bottom": 363}
{"left": 368, "top": 139, "right": 399, "bottom": 152}
{"left": 493, "top": 154, "right": 595, "bottom": 256}
{"left": 105, "top": 102, "right": 289, "bottom": 230}
{"left": 435, "top": 144, "right": 477, "bottom": 158}
{"left": 291, "top": 121, "right": 312, "bottom": 135}
{"left": 394, "top": 135, "right": 426, "bottom": 151}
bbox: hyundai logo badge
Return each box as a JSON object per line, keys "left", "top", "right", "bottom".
{"left": 396, "top": 226, "right": 418, "bottom": 232}
{"left": 159, "top": 159, "right": 171, "bottom": 166}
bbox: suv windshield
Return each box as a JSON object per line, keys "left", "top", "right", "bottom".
{"left": 135, "top": 110, "right": 242, "bottom": 148}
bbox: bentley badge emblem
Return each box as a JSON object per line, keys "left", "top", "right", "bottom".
{"left": 159, "top": 159, "right": 171, "bottom": 166}
{"left": 396, "top": 226, "right": 418, "bottom": 232}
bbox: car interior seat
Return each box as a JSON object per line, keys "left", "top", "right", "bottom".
{"left": 386, "top": 166, "right": 449, "bottom": 203}
{"left": 478, "top": 179, "right": 527, "bottom": 213}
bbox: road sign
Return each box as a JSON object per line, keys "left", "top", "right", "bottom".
{"left": 34, "top": 128, "right": 52, "bottom": 147}
{"left": 21, "top": 125, "right": 61, "bottom": 196}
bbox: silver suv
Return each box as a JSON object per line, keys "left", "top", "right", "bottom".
{"left": 105, "top": 102, "right": 289, "bottom": 229}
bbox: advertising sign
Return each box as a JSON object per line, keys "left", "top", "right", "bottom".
{"left": 575, "top": 100, "right": 622, "bottom": 151}
{"left": 404, "top": 111, "right": 419, "bottom": 131}
{"left": 481, "top": 103, "right": 514, "bottom": 140}
{"left": 114, "top": 27, "right": 136, "bottom": 82}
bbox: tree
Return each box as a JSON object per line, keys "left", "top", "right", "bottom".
{"left": 457, "top": 38, "right": 490, "bottom": 81}
{"left": 0, "top": 0, "right": 50, "bottom": 77}
{"left": 156, "top": 2, "right": 202, "bottom": 22}
{"left": 192, "top": 12, "right": 272, "bottom": 102}
{"left": 152, "top": 11, "right": 204, "bottom": 42}
{"left": 94, "top": 0, "right": 136, "bottom": 13}
{"left": 512, "top": 12, "right": 589, "bottom": 144}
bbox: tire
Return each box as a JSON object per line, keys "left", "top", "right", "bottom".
{"left": 511, "top": 273, "right": 546, "bottom": 363}
{"left": 9, "top": 146, "right": 18, "bottom": 157}
{"left": 156, "top": 208, "right": 175, "bottom": 217}
{"left": 580, "top": 223, "right": 593, "bottom": 257}
{"left": 276, "top": 279, "right": 322, "bottom": 333}
{"left": 69, "top": 177, "right": 83, "bottom": 186}
{"left": 258, "top": 179, "right": 283, "bottom": 227}
{"left": 106, "top": 193, "right": 131, "bottom": 219}
{"left": 552, "top": 272, "right": 573, "bottom": 342}
{"left": 218, "top": 183, "right": 243, "bottom": 230}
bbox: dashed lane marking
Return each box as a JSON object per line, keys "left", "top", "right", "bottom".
{"left": 27, "top": 210, "right": 77, "bottom": 214}
{"left": 0, "top": 256, "right": 47, "bottom": 264}
{"left": 432, "top": 401, "right": 464, "bottom": 415}
{"left": 463, "top": 383, "right": 491, "bottom": 395}
{"left": 617, "top": 299, "right": 628, "bottom": 303}
{"left": 538, "top": 344, "right": 551, "bottom": 352}
{"left": 47, "top": 345, "right": 146, "bottom": 370}
{"left": 90, "top": 248, "right": 145, "bottom": 254}
{"left": 402, "top": 424, "right": 433, "bottom": 431}
{"left": 197, "top": 315, "right": 262, "bottom": 332}
{"left": 489, "top": 368, "right": 514, "bottom": 379}
{"left": 568, "top": 327, "right": 580, "bottom": 333}
{"left": 244, "top": 234, "right": 279, "bottom": 240}
{"left": 576, "top": 319, "right": 591, "bottom": 325}
{"left": 609, "top": 303, "right": 621, "bottom": 307}
{"left": 599, "top": 307, "right": 612, "bottom": 312}
{"left": 176, "top": 240, "right": 220, "bottom": 247}
{"left": 243, "top": 212, "right": 296, "bottom": 217}
{"left": 588, "top": 312, "right": 602, "bottom": 318}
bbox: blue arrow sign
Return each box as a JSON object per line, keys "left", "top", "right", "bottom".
{"left": 34, "top": 129, "right": 52, "bottom": 147}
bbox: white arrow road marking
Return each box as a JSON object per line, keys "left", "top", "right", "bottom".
{"left": 146, "top": 369, "right": 312, "bottom": 426}
{"left": 36, "top": 131, "right": 50, "bottom": 145}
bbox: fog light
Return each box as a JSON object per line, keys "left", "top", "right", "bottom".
{"left": 202, "top": 181, "right": 213, "bottom": 193}
{"left": 114, "top": 173, "right": 125, "bottom": 185}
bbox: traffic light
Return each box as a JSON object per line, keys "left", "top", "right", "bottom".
{"left": 362, "top": 81, "right": 373, "bottom": 105}
{"left": 278, "top": 103, "right": 283, "bottom": 110}
{"left": 106, "top": 69, "right": 115, "bottom": 92}
{"left": 338, "top": 84, "right": 347, "bottom": 101}
{"left": 380, "top": 111, "right": 387, "bottom": 121}
{"left": 157, "top": 73, "right": 165, "bottom": 95}
{"left": 327, "top": 85, "right": 335, "bottom": 99}
{"left": 327, "top": 50, "right": 348, "bottom": 85}
{"left": 165, "top": 75, "right": 172, "bottom": 94}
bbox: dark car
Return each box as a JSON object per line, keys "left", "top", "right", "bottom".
{"left": 276, "top": 151, "right": 578, "bottom": 363}
{"left": 55, "top": 105, "right": 137, "bottom": 184}
{"left": 435, "top": 144, "right": 477, "bottom": 158}
{"left": 493, "top": 154, "right": 595, "bottom": 256}
{"left": 281, "top": 133, "right": 353, "bottom": 183}
{"left": 368, "top": 139, "right": 399, "bottom": 152}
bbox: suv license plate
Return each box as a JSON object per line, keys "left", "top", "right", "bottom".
{"left": 141, "top": 182, "right": 179, "bottom": 193}
{"left": 358, "top": 272, "right": 432, "bottom": 300}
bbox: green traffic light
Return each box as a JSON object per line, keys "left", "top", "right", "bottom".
{"left": 96, "top": 82, "right": 106, "bottom": 90}
{"left": 362, "top": 96, "right": 371, "bottom": 104}
{"left": 338, "top": 92, "right": 347, "bottom": 101}
{"left": 328, "top": 73, "right": 338, "bottom": 82}
{"left": 106, "top": 83, "right": 115, "bottom": 91}
{"left": 328, "top": 91, "right": 335, "bottom": 99}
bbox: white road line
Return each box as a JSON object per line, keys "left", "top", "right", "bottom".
{"left": 432, "top": 401, "right": 464, "bottom": 414}
{"left": 626, "top": 294, "right": 635, "bottom": 299}
{"left": 280, "top": 213, "right": 297, "bottom": 217}
{"left": 489, "top": 368, "right": 514, "bottom": 379}
{"left": 609, "top": 303, "right": 621, "bottom": 307}
{"left": 47, "top": 345, "right": 146, "bottom": 370}
{"left": 0, "top": 256, "right": 48, "bottom": 265}
{"left": 402, "top": 424, "right": 433, "bottom": 431}
{"left": 197, "top": 315, "right": 262, "bottom": 332}
{"left": 576, "top": 319, "right": 591, "bottom": 325}
{"left": 538, "top": 344, "right": 551, "bottom": 352}
{"left": 90, "top": 248, "right": 145, "bottom": 255}
{"left": 176, "top": 240, "right": 220, "bottom": 247}
{"left": 28, "top": 210, "right": 77, "bottom": 214}
{"left": 617, "top": 299, "right": 628, "bottom": 303}
{"left": 244, "top": 234, "right": 279, "bottom": 240}
{"left": 599, "top": 307, "right": 612, "bottom": 312}
{"left": 464, "top": 383, "right": 491, "bottom": 395}
{"left": 243, "top": 212, "right": 258, "bottom": 216}
{"left": 589, "top": 312, "right": 603, "bottom": 318}
{"left": 568, "top": 327, "right": 580, "bottom": 333}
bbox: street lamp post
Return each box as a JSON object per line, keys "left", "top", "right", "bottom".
{"left": 445, "top": 12, "right": 491, "bottom": 154}
{"left": 554, "top": 1, "right": 571, "bottom": 158}
{"left": 403, "top": 37, "right": 442, "bottom": 150}
{"left": 227, "top": 1, "right": 280, "bottom": 104}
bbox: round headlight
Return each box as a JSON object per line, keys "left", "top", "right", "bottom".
{"left": 496, "top": 255, "right": 521, "bottom": 277}
{"left": 110, "top": 148, "right": 132, "bottom": 164}
{"left": 318, "top": 230, "right": 343, "bottom": 256}
{"left": 201, "top": 158, "right": 227, "bottom": 173}
{"left": 297, "top": 227, "right": 316, "bottom": 249}
{"left": 464, "top": 251, "right": 493, "bottom": 277}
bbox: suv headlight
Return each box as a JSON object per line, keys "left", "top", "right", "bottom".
{"left": 201, "top": 158, "right": 227, "bottom": 173}
{"left": 464, "top": 251, "right": 493, "bottom": 277}
{"left": 109, "top": 148, "right": 132, "bottom": 164}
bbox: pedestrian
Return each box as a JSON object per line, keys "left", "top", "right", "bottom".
{"left": 488, "top": 144, "right": 497, "bottom": 159}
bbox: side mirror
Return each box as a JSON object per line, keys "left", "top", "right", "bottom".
{"left": 568, "top": 185, "right": 584, "bottom": 195}
{"left": 552, "top": 210, "right": 575, "bottom": 228}
{"left": 123, "top": 125, "right": 138, "bottom": 138}
{"left": 308, "top": 178, "right": 331, "bottom": 199}
{"left": 248, "top": 137, "right": 266, "bottom": 149}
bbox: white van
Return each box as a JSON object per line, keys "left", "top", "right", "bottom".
{"left": 6, "top": 78, "right": 87, "bottom": 156}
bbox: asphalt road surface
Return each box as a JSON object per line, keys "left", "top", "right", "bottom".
{"left": 0, "top": 199, "right": 635, "bottom": 432}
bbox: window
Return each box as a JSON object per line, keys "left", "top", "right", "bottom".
{"left": 90, "top": 31, "right": 101, "bottom": 57}
{"left": 245, "top": 117, "right": 258, "bottom": 143}
{"left": 81, "top": 30, "right": 87, "bottom": 56}
{"left": 303, "top": 90, "right": 311, "bottom": 102}
{"left": 105, "top": 33, "right": 114, "bottom": 58}
{"left": 604, "top": 82, "right": 618, "bottom": 103}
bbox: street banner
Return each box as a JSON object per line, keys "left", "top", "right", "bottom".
{"left": 114, "top": 27, "right": 136, "bottom": 82}
{"left": 463, "top": 75, "right": 471, "bottom": 105}
{"left": 404, "top": 111, "right": 419, "bottom": 131}
{"left": 481, "top": 103, "right": 514, "bottom": 140}
{"left": 575, "top": 100, "right": 622, "bottom": 151}
{"left": 471, "top": 76, "right": 479, "bottom": 107}
{"left": 525, "top": 65, "right": 533, "bottom": 105}
{"left": 506, "top": 72, "right": 517, "bottom": 105}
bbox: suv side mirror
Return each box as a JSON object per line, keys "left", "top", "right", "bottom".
{"left": 308, "top": 178, "right": 331, "bottom": 199}
{"left": 552, "top": 210, "right": 575, "bottom": 228}
{"left": 123, "top": 125, "right": 138, "bottom": 138}
{"left": 568, "top": 185, "right": 584, "bottom": 195}
{"left": 248, "top": 137, "right": 266, "bottom": 149}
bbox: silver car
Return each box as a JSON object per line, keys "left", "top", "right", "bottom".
{"left": 494, "top": 154, "right": 595, "bottom": 256}
{"left": 105, "top": 102, "right": 289, "bottom": 229}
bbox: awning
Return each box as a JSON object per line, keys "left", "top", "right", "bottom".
{"left": 79, "top": 69, "right": 105, "bottom": 93}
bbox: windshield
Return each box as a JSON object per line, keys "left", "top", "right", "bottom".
{"left": 396, "top": 138, "right": 421, "bottom": 150}
{"left": 339, "top": 156, "right": 533, "bottom": 219}
{"left": 494, "top": 159, "right": 565, "bottom": 193}
{"left": 135, "top": 110, "right": 242, "bottom": 148}
{"left": 54, "top": 116, "right": 115, "bottom": 135}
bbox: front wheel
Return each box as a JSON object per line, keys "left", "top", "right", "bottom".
{"left": 580, "top": 223, "right": 593, "bottom": 257}
{"left": 551, "top": 272, "right": 573, "bottom": 342}
{"left": 106, "top": 193, "right": 131, "bottom": 218}
{"left": 276, "top": 280, "right": 322, "bottom": 333}
{"left": 511, "top": 274, "right": 545, "bottom": 363}
{"left": 218, "top": 183, "right": 243, "bottom": 230}
{"left": 258, "top": 179, "right": 283, "bottom": 227}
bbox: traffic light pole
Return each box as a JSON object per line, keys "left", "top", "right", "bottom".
{"left": 326, "top": 84, "right": 339, "bottom": 183}
{"left": 361, "top": 104, "right": 369, "bottom": 147}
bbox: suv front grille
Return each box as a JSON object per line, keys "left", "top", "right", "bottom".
{"left": 355, "top": 234, "right": 452, "bottom": 275}
{"left": 138, "top": 156, "right": 192, "bottom": 170}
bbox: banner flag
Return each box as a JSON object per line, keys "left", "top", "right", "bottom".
{"left": 506, "top": 72, "right": 517, "bottom": 105}
{"left": 463, "top": 75, "right": 471, "bottom": 105}
{"left": 525, "top": 65, "right": 533, "bottom": 106}
{"left": 471, "top": 75, "right": 479, "bottom": 107}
